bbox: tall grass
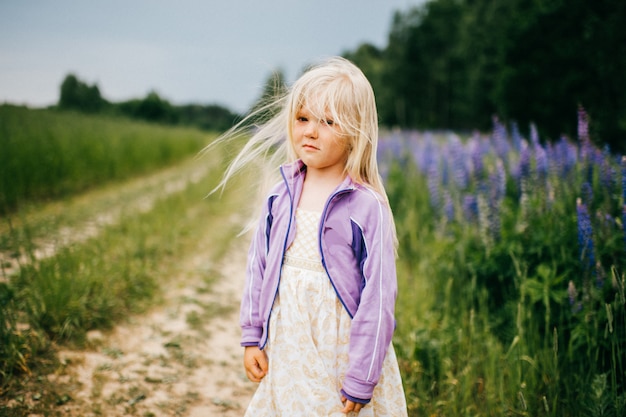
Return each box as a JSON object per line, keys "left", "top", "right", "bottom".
{"left": 384, "top": 110, "right": 626, "bottom": 416}
{"left": 0, "top": 153, "right": 242, "bottom": 386}
{"left": 0, "top": 104, "right": 209, "bottom": 214}
{"left": 0, "top": 107, "right": 235, "bottom": 390}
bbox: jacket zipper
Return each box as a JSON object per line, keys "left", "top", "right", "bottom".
{"left": 319, "top": 187, "right": 355, "bottom": 319}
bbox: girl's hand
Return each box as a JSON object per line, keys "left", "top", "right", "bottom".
{"left": 341, "top": 395, "right": 364, "bottom": 414}
{"left": 243, "top": 346, "right": 268, "bottom": 382}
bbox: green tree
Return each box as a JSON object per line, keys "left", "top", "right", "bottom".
{"left": 345, "top": 0, "right": 626, "bottom": 152}
{"left": 58, "top": 74, "right": 105, "bottom": 113}
{"left": 380, "top": 0, "right": 464, "bottom": 129}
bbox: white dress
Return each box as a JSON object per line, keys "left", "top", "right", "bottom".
{"left": 244, "top": 209, "right": 408, "bottom": 416}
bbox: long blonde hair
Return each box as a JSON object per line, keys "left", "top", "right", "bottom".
{"left": 206, "top": 56, "right": 387, "bottom": 203}
{"left": 203, "top": 56, "right": 397, "bottom": 245}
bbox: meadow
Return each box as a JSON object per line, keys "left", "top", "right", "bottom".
{"left": 0, "top": 104, "right": 208, "bottom": 214}
{"left": 1, "top": 106, "right": 625, "bottom": 416}
{"left": 382, "top": 109, "right": 626, "bottom": 416}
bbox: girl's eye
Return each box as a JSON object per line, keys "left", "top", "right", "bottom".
{"left": 297, "top": 116, "right": 308, "bottom": 122}
{"left": 325, "top": 119, "right": 334, "bottom": 126}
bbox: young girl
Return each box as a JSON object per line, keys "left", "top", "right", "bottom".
{"left": 213, "top": 56, "right": 407, "bottom": 416}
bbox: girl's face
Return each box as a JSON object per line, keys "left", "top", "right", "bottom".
{"left": 292, "top": 104, "right": 350, "bottom": 177}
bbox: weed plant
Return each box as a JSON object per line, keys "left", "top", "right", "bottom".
{"left": 0, "top": 105, "right": 209, "bottom": 214}
{"left": 384, "top": 110, "right": 625, "bottom": 416}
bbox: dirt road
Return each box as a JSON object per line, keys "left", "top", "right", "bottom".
{"left": 1, "top": 158, "right": 258, "bottom": 416}
{"left": 50, "top": 223, "right": 257, "bottom": 417}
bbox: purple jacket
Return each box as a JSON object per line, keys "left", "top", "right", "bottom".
{"left": 240, "top": 160, "right": 398, "bottom": 401}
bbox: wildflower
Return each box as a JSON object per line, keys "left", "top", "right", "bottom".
{"left": 581, "top": 182, "right": 593, "bottom": 207}
{"left": 576, "top": 198, "right": 595, "bottom": 273}
{"left": 518, "top": 142, "right": 531, "bottom": 183}
{"left": 448, "top": 134, "right": 468, "bottom": 190}
{"left": 462, "top": 195, "right": 479, "bottom": 223}
{"left": 533, "top": 141, "right": 548, "bottom": 182}
{"left": 491, "top": 116, "right": 510, "bottom": 162}
{"left": 578, "top": 106, "right": 592, "bottom": 162}
{"left": 510, "top": 121, "right": 522, "bottom": 152}
{"left": 468, "top": 133, "right": 485, "bottom": 180}
{"left": 567, "top": 280, "right": 582, "bottom": 313}
{"left": 487, "top": 160, "right": 506, "bottom": 240}
{"left": 598, "top": 146, "right": 614, "bottom": 191}
{"left": 427, "top": 162, "right": 441, "bottom": 211}
{"left": 443, "top": 191, "right": 454, "bottom": 222}
{"left": 567, "top": 280, "right": 577, "bottom": 306}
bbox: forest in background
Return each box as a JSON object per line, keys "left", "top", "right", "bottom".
{"left": 51, "top": 0, "right": 626, "bottom": 153}
{"left": 344, "top": 0, "right": 626, "bottom": 154}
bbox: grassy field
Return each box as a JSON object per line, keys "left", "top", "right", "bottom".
{"left": 0, "top": 104, "right": 210, "bottom": 215}
{"left": 0, "top": 107, "right": 232, "bottom": 393}
{"left": 1, "top": 107, "right": 625, "bottom": 416}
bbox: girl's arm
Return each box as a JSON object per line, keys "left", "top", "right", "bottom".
{"left": 343, "top": 197, "right": 398, "bottom": 402}
{"left": 240, "top": 195, "right": 274, "bottom": 346}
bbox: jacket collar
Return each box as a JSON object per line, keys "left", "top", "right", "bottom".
{"left": 280, "top": 159, "right": 357, "bottom": 192}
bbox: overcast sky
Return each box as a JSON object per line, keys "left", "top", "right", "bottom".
{"left": 0, "top": 0, "right": 426, "bottom": 114}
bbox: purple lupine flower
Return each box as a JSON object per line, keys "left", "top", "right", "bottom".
{"left": 529, "top": 124, "right": 547, "bottom": 183}
{"left": 448, "top": 134, "right": 469, "bottom": 190}
{"left": 516, "top": 142, "right": 532, "bottom": 210}
{"left": 487, "top": 161, "right": 506, "bottom": 240}
{"left": 476, "top": 180, "right": 491, "bottom": 247}
{"left": 576, "top": 198, "right": 595, "bottom": 273}
{"left": 578, "top": 107, "right": 595, "bottom": 183}
{"left": 413, "top": 132, "right": 437, "bottom": 174}
{"left": 492, "top": 159, "right": 507, "bottom": 202}
{"left": 462, "top": 194, "right": 479, "bottom": 223}
{"left": 491, "top": 116, "right": 510, "bottom": 162}
{"left": 559, "top": 136, "right": 578, "bottom": 177}
{"left": 530, "top": 123, "right": 540, "bottom": 147}
{"left": 427, "top": 162, "right": 441, "bottom": 211}
{"left": 535, "top": 142, "right": 548, "bottom": 181}
{"left": 578, "top": 106, "right": 592, "bottom": 161}
{"left": 511, "top": 121, "right": 522, "bottom": 152}
{"left": 443, "top": 191, "right": 455, "bottom": 222}
{"left": 467, "top": 133, "right": 484, "bottom": 180}
{"left": 581, "top": 182, "right": 593, "bottom": 207}
{"left": 518, "top": 142, "right": 531, "bottom": 183}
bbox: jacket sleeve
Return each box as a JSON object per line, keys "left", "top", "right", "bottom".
{"left": 239, "top": 194, "right": 275, "bottom": 346}
{"left": 342, "top": 191, "right": 398, "bottom": 401}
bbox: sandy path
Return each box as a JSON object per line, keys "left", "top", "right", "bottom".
{"left": 49, "top": 229, "right": 257, "bottom": 416}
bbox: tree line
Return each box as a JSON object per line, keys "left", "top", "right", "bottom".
{"left": 57, "top": 74, "right": 239, "bottom": 133}
{"left": 58, "top": 0, "right": 626, "bottom": 152}
{"left": 343, "top": 0, "right": 626, "bottom": 153}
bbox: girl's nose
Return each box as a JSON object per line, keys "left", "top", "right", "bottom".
{"left": 304, "top": 121, "right": 318, "bottom": 138}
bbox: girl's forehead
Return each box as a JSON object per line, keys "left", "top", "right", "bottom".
{"left": 297, "top": 101, "right": 330, "bottom": 116}
{"left": 297, "top": 95, "right": 341, "bottom": 116}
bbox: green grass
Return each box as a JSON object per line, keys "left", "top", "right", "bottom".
{"left": 0, "top": 104, "right": 211, "bottom": 214}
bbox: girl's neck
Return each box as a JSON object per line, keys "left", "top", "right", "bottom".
{"left": 297, "top": 167, "right": 346, "bottom": 212}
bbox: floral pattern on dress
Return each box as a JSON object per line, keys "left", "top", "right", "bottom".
{"left": 245, "top": 209, "right": 407, "bottom": 416}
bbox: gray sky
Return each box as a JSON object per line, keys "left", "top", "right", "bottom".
{"left": 0, "top": 0, "right": 426, "bottom": 114}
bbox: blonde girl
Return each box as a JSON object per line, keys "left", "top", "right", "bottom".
{"left": 212, "top": 56, "right": 407, "bottom": 416}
